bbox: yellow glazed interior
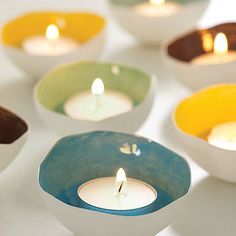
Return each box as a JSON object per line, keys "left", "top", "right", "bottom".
{"left": 175, "top": 84, "right": 236, "bottom": 139}
{"left": 2, "top": 11, "right": 106, "bottom": 47}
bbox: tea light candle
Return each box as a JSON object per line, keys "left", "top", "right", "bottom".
{"left": 134, "top": 0, "right": 180, "bottom": 17}
{"left": 208, "top": 121, "right": 236, "bottom": 151}
{"left": 78, "top": 168, "right": 157, "bottom": 210}
{"left": 63, "top": 78, "right": 133, "bottom": 121}
{"left": 22, "top": 24, "right": 79, "bottom": 56}
{"left": 192, "top": 33, "right": 236, "bottom": 65}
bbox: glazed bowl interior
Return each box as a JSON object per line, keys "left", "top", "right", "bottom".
{"left": 0, "top": 107, "right": 28, "bottom": 144}
{"left": 39, "top": 131, "right": 190, "bottom": 216}
{"left": 167, "top": 23, "right": 236, "bottom": 63}
{"left": 2, "top": 11, "right": 106, "bottom": 48}
{"left": 36, "top": 61, "right": 151, "bottom": 116}
{"left": 175, "top": 84, "right": 236, "bottom": 140}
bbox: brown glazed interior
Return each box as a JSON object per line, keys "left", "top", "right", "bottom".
{"left": 0, "top": 107, "right": 28, "bottom": 144}
{"left": 167, "top": 23, "right": 236, "bottom": 62}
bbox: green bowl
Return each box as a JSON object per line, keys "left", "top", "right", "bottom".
{"left": 34, "top": 61, "right": 156, "bottom": 135}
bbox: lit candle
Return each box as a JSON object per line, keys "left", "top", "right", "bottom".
{"left": 78, "top": 168, "right": 157, "bottom": 210}
{"left": 208, "top": 121, "right": 236, "bottom": 151}
{"left": 63, "top": 78, "right": 133, "bottom": 121}
{"left": 22, "top": 24, "right": 79, "bottom": 56}
{"left": 133, "top": 0, "right": 180, "bottom": 17}
{"left": 192, "top": 32, "right": 236, "bottom": 65}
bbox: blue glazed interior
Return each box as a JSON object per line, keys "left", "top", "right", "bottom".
{"left": 39, "top": 131, "right": 191, "bottom": 216}
{"left": 110, "top": 0, "right": 204, "bottom": 6}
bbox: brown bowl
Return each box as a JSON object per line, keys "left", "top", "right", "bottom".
{"left": 163, "top": 23, "right": 236, "bottom": 90}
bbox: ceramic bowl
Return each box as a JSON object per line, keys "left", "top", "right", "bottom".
{"left": 39, "top": 131, "right": 191, "bottom": 236}
{"left": 109, "top": 0, "right": 209, "bottom": 45}
{"left": 163, "top": 23, "right": 236, "bottom": 90}
{"left": 173, "top": 84, "right": 236, "bottom": 182}
{"left": 34, "top": 61, "right": 156, "bottom": 135}
{"left": 0, "top": 106, "right": 28, "bottom": 171}
{"left": 2, "top": 11, "right": 106, "bottom": 79}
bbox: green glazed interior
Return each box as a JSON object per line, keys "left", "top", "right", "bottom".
{"left": 110, "top": 0, "right": 203, "bottom": 6}
{"left": 36, "top": 61, "right": 151, "bottom": 115}
{"left": 39, "top": 131, "right": 191, "bottom": 216}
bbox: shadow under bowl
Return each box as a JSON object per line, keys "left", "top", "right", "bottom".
{"left": 173, "top": 84, "right": 236, "bottom": 182}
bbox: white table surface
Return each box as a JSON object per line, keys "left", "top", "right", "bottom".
{"left": 0, "top": 0, "right": 236, "bottom": 235}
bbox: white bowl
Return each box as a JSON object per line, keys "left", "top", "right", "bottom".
{"left": 34, "top": 61, "right": 156, "bottom": 135}
{"left": 163, "top": 23, "right": 236, "bottom": 90}
{"left": 2, "top": 11, "right": 106, "bottom": 79}
{"left": 39, "top": 131, "right": 191, "bottom": 236}
{"left": 41, "top": 192, "right": 188, "bottom": 236}
{"left": 109, "top": 0, "right": 209, "bottom": 45}
{"left": 0, "top": 107, "right": 28, "bottom": 171}
{"left": 173, "top": 84, "right": 236, "bottom": 182}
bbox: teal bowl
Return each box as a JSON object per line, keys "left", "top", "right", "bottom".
{"left": 34, "top": 61, "right": 156, "bottom": 135}
{"left": 109, "top": 0, "right": 209, "bottom": 45}
{"left": 39, "top": 131, "right": 191, "bottom": 236}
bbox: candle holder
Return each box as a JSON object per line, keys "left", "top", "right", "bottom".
{"left": 2, "top": 11, "right": 106, "bottom": 79}
{"left": 109, "top": 0, "right": 209, "bottom": 45}
{"left": 163, "top": 23, "right": 236, "bottom": 90}
{"left": 34, "top": 61, "right": 156, "bottom": 135}
{"left": 39, "top": 131, "right": 191, "bottom": 236}
{"left": 173, "top": 84, "right": 236, "bottom": 182}
{"left": 0, "top": 107, "right": 28, "bottom": 171}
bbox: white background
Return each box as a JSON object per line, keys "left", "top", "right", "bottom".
{"left": 0, "top": 0, "right": 236, "bottom": 235}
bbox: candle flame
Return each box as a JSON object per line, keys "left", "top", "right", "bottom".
{"left": 201, "top": 31, "right": 214, "bottom": 53}
{"left": 91, "top": 78, "right": 104, "bottom": 96}
{"left": 150, "top": 0, "right": 165, "bottom": 6}
{"left": 46, "top": 24, "right": 60, "bottom": 41}
{"left": 116, "top": 168, "right": 127, "bottom": 183}
{"left": 214, "top": 33, "right": 228, "bottom": 56}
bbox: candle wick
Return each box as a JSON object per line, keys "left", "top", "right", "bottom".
{"left": 48, "top": 39, "right": 56, "bottom": 50}
{"left": 95, "top": 94, "right": 101, "bottom": 109}
{"left": 118, "top": 181, "right": 124, "bottom": 194}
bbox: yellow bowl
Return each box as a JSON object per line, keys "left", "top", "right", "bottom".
{"left": 174, "top": 84, "right": 236, "bottom": 182}
{"left": 2, "top": 11, "right": 106, "bottom": 79}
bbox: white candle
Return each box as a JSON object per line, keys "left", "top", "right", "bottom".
{"left": 208, "top": 121, "right": 236, "bottom": 151}
{"left": 78, "top": 168, "right": 157, "bottom": 210}
{"left": 192, "top": 33, "right": 236, "bottom": 65}
{"left": 22, "top": 24, "right": 79, "bottom": 56}
{"left": 64, "top": 78, "right": 133, "bottom": 121}
{"left": 134, "top": 0, "right": 180, "bottom": 17}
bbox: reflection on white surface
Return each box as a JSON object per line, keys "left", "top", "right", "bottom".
{"left": 120, "top": 143, "right": 141, "bottom": 156}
